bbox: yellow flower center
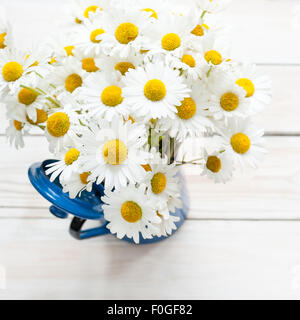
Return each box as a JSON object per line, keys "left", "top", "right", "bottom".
{"left": 191, "top": 25, "right": 204, "bottom": 36}
{"left": 204, "top": 50, "right": 222, "bottom": 65}
{"left": 64, "top": 45, "right": 74, "bottom": 56}
{"left": 231, "top": 133, "right": 251, "bottom": 154}
{"left": 161, "top": 33, "right": 181, "bottom": 51}
{"left": 102, "top": 139, "right": 128, "bottom": 165}
{"left": 26, "top": 54, "right": 38, "bottom": 67}
{"left": 13, "top": 120, "right": 23, "bottom": 131}
{"left": 236, "top": 78, "right": 255, "bottom": 98}
{"left": 18, "top": 88, "right": 38, "bottom": 105}
{"left": 65, "top": 148, "right": 80, "bottom": 166}
{"left": 121, "top": 201, "right": 142, "bottom": 223}
{"left": 151, "top": 172, "right": 167, "bottom": 194}
{"left": 47, "top": 112, "right": 70, "bottom": 137}
{"left": 75, "top": 17, "right": 82, "bottom": 24}
{"left": 82, "top": 58, "right": 99, "bottom": 72}
{"left": 157, "top": 211, "right": 163, "bottom": 218}
{"left": 30, "top": 61, "right": 39, "bottom": 67}
{"left": 27, "top": 109, "right": 48, "bottom": 125}
{"left": 144, "top": 79, "right": 166, "bottom": 102}
{"left": 80, "top": 172, "right": 90, "bottom": 184}
{"left": 206, "top": 156, "right": 222, "bottom": 173}
{"left": 114, "top": 62, "right": 135, "bottom": 75}
{"left": 142, "top": 164, "right": 152, "bottom": 172}
{"left": 50, "top": 57, "right": 57, "bottom": 65}
{"left": 125, "top": 115, "right": 135, "bottom": 124}
{"left": 115, "top": 23, "right": 139, "bottom": 44}
{"left": 65, "top": 73, "right": 83, "bottom": 93}
{"left": 181, "top": 54, "right": 196, "bottom": 68}
{"left": 84, "top": 5, "right": 99, "bottom": 18}
{"left": 0, "top": 32, "right": 7, "bottom": 49}
{"left": 90, "top": 29, "right": 105, "bottom": 43}
{"left": 220, "top": 92, "right": 239, "bottom": 112}
{"left": 101, "top": 86, "right": 123, "bottom": 107}
{"left": 176, "top": 98, "right": 197, "bottom": 120}
{"left": 142, "top": 8, "right": 158, "bottom": 19}
{"left": 2, "top": 62, "right": 23, "bottom": 82}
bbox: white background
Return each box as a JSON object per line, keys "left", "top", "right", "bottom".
{"left": 0, "top": 0, "right": 300, "bottom": 300}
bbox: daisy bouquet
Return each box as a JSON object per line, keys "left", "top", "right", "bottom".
{"left": 0, "top": 0, "right": 271, "bottom": 243}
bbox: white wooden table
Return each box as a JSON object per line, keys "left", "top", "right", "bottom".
{"left": 1, "top": 0, "right": 300, "bottom": 300}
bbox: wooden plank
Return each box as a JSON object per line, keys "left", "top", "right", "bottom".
{"left": 0, "top": 64, "right": 299, "bottom": 134}
{"left": 257, "top": 65, "right": 299, "bottom": 134}
{"left": 1, "top": 0, "right": 299, "bottom": 63}
{"left": 1, "top": 136, "right": 300, "bottom": 220}
{"left": 0, "top": 218, "right": 300, "bottom": 299}
{"left": 0, "top": 136, "right": 51, "bottom": 209}
{"left": 184, "top": 136, "right": 300, "bottom": 220}
{"left": 227, "top": 0, "right": 300, "bottom": 64}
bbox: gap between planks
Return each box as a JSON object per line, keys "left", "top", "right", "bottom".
{"left": 1, "top": 136, "right": 300, "bottom": 221}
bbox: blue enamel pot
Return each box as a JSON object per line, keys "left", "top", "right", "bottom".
{"left": 28, "top": 160, "right": 189, "bottom": 244}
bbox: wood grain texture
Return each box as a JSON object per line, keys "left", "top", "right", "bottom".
{"left": 0, "top": 218, "right": 300, "bottom": 300}
{"left": 1, "top": 136, "right": 300, "bottom": 221}
{"left": 1, "top": 0, "right": 299, "bottom": 64}
{"left": 0, "top": 0, "right": 299, "bottom": 300}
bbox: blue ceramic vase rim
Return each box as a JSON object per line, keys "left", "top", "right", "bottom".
{"left": 28, "top": 160, "right": 104, "bottom": 220}
{"left": 28, "top": 159, "right": 189, "bottom": 244}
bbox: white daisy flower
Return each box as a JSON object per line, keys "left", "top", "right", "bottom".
{"left": 49, "top": 57, "right": 86, "bottom": 96}
{"left": 146, "top": 13, "right": 196, "bottom": 58}
{"left": 47, "top": 34, "right": 77, "bottom": 65}
{"left": 45, "top": 147, "right": 81, "bottom": 183}
{"left": 61, "top": 0, "right": 109, "bottom": 28}
{"left": 167, "top": 49, "right": 203, "bottom": 81}
{"left": 6, "top": 119, "right": 26, "bottom": 149}
{"left": 197, "top": 34, "right": 230, "bottom": 73}
{"left": 167, "top": 189, "right": 184, "bottom": 214}
{"left": 61, "top": 170, "right": 94, "bottom": 199}
{"left": 73, "top": 48, "right": 101, "bottom": 73}
{"left": 98, "top": 51, "right": 144, "bottom": 80}
{"left": 201, "top": 150, "right": 234, "bottom": 183}
{"left": 134, "top": 0, "right": 172, "bottom": 21}
{"left": 206, "top": 71, "right": 251, "bottom": 121}
{"left": 102, "top": 184, "right": 161, "bottom": 244}
{"left": 151, "top": 214, "right": 181, "bottom": 238}
{"left": 219, "top": 118, "right": 266, "bottom": 168}
{"left": 79, "top": 118, "right": 150, "bottom": 191}
{"left": 25, "top": 43, "right": 53, "bottom": 77}
{"left": 72, "top": 16, "right": 106, "bottom": 55}
{"left": 123, "top": 60, "right": 190, "bottom": 121}
{"left": 189, "top": 15, "right": 210, "bottom": 40}
{"left": 232, "top": 63, "right": 272, "bottom": 114}
{"left": 189, "top": 8, "right": 228, "bottom": 40}
{"left": 0, "top": 7, "right": 13, "bottom": 50}
{"left": 45, "top": 107, "right": 80, "bottom": 155}
{"left": 194, "top": 0, "right": 231, "bottom": 13}
{"left": 157, "top": 79, "right": 214, "bottom": 142}
{"left": 142, "top": 152, "right": 182, "bottom": 218}
{"left": 0, "top": 48, "right": 38, "bottom": 95}
{"left": 76, "top": 72, "right": 130, "bottom": 121}
{"left": 100, "top": 7, "right": 152, "bottom": 58}
{"left": 5, "top": 76, "right": 49, "bottom": 123}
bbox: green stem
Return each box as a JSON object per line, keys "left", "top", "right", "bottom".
{"left": 176, "top": 157, "right": 203, "bottom": 166}
{"left": 20, "top": 85, "right": 42, "bottom": 96}
{"left": 38, "top": 125, "right": 46, "bottom": 131}
{"left": 207, "top": 66, "right": 212, "bottom": 77}
{"left": 46, "top": 97, "right": 61, "bottom": 108}
{"left": 201, "top": 10, "right": 207, "bottom": 19}
{"left": 169, "top": 137, "right": 175, "bottom": 164}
